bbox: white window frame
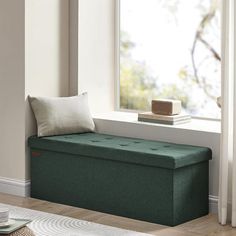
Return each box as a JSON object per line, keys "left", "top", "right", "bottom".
{"left": 115, "top": 0, "right": 222, "bottom": 121}
{"left": 115, "top": 0, "right": 121, "bottom": 112}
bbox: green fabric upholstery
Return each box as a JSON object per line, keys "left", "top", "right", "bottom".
{"left": 28, "top": 133, "right": 212, "bottom": 226}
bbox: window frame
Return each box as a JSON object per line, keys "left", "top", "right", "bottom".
{"left": 115, "top": 0, "right": 222, "bottom": 121}
{"left": 115, "top": 0, "right": 120, "bottom": 112}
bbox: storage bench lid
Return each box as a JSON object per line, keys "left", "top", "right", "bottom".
{"left": 28, "top": 133, "right": 212, "bottom": 169}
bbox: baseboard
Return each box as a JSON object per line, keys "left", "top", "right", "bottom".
{"left": 209, "top": 195, "right": 218, "bottom": 214}
{"left": 0, "top": 177, "right": 30, "bottom": 197}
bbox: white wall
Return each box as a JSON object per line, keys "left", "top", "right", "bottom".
{"left": 25, "top": 0, "right": 69, "bottom": 98}
{"left": 0, "top": 0, "right": 70, "bottom": 192}
{"left": 0, "top": 0, "right": 26, "bottom": 180}
{"left": 78, "top": 0, "right": 115, "bottom": 113}
{"left": 25, "top": 0, "right": 70, "bottom": 123}
{"left": 25, "top": 0, "right": 70, "bottom": 180}
{"left": 69, "top": 0, "right": 79, "bottom": 96}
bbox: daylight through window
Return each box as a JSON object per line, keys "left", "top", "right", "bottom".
{"left": 119, "top": 0, "right": 221, "bottom": 119}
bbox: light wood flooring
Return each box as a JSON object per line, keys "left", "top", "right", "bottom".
{"left": 0, "top": 193, "right": 235, "bottom": 236}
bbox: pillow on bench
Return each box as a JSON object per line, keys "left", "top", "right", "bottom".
{"left": 29, "top": 93, "right": 95, "bottom": 137}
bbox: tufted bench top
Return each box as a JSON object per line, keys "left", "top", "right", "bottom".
{"left": 28, "top": 133, "right": 212, "bottom": 169}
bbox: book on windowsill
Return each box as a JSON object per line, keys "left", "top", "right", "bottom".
{"left": 138, "top": 112, "right": 191, "bottom": 125}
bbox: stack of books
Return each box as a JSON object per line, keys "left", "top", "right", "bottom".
{"left": 138, "top": 112, "right": 191, "bottom": 125}
{"left": 138, "top": 99, "right": 191, "bottom": 125}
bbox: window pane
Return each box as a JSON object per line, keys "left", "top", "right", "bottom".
{"left": 120, "top": 0, "right": 221, "bottom": 119}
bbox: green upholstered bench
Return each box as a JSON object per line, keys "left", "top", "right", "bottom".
{"left": 28, "top": 133, "right": 212, "bottom": 226}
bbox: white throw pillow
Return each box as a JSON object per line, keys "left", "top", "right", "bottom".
{"left": 29, "top": 93, "right": 95, "bottom": 137}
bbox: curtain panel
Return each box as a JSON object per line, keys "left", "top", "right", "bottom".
{"left": 218, "top": 0, "right": 236, "bottom": 227}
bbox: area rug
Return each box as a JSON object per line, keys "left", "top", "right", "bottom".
{"left": 0, "top": 203, "right": 152, "bottom": 236}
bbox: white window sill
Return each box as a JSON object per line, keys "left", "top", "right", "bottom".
{"left": 93, "top": 111, "right": 221, "bottom": 134}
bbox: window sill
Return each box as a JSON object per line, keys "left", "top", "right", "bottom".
{"left": 93, "top": 111, "right": 221, "bottom": 134}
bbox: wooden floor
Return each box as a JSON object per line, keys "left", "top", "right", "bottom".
{"left": 0, "top": 193, "right": 235, "bottom": 236}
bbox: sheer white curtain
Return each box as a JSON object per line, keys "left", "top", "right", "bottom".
{"left": 218, "top": 0, "right": 236, "bottom": 226}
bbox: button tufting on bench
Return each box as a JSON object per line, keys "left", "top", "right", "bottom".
{"left": 91, "top": 140, "right": 100, "bottom": 143}
{"left": 134, "top": 141, "right": 141, "bottom": 144}
{"left": 119, "top": 144, "right": 128, "bottom": 146}
{"left": 163, "top": 145, "right": 171, "bottom": 148}
{"left": 105, "top": 137, "right": 113, "bottom": 140}
{"left": 150, "top": 148, "right": 158, "bottom": 151}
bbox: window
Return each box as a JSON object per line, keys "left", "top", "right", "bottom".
{"left": 118, "top": 0, "right": 221, "bottom": 119}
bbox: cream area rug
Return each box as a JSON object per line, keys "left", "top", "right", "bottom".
{"left": 0, "top": 203, "right": 152, "bottom": 236}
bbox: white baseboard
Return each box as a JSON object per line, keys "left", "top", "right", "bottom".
{"left": 209, "top": 195, "right": 218, "bottom": 214}
{"left": 0, "top": 177, "right": 30, "bottom": 197}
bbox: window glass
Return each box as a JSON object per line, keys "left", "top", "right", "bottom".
{"left": 119, "top": 0, "right": 221, "bottom": 118}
